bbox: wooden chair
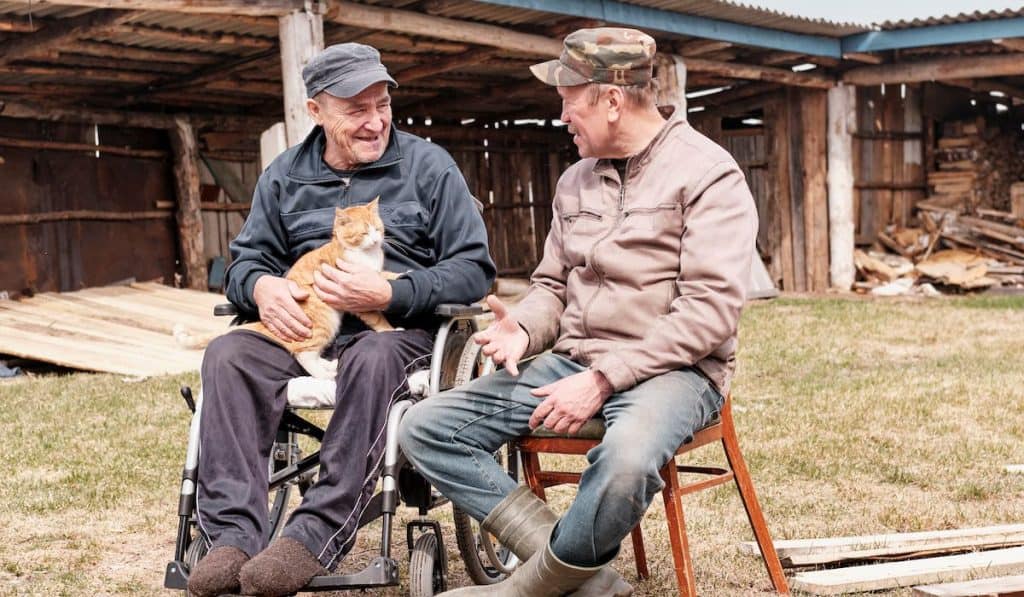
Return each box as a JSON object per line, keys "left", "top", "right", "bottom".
{"left": 515, "top": 394, "right": 789, "bottom": 596}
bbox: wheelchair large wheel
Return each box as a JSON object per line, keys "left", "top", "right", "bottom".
{"left": 409, "top": 532, "right": 445, "bottom": 597}
{"left": 183, "top": 533, "right": 209, "bottom": 572}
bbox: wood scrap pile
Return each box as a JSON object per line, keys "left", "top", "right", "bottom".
{"left": 738, "top": 524, "right": 1024, "bottom": 595}
{"left": 854, "top": 118, "right": 1024, "bottom": 295}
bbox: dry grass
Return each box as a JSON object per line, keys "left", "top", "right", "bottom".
{"left": 2, "top": 294, "right": 1024, "bottom": 596}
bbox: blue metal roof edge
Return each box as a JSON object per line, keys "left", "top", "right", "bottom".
{"left": 843, "top": 16, "right": 1024, "bottom": 52}
{"left": 470, "top": 0, "right": 843, "bottom": 57}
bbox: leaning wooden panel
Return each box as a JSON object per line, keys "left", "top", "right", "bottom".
{"left": 790, "top": 547, "right": 1024, "bottom": 595}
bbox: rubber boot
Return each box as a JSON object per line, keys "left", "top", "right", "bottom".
{"left": 440, "top": 543, "right": 602, "bottom": 596}
{"left": 473, "top": 487, "right": 633, "bottom": 596}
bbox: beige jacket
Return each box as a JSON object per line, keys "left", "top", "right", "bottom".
{"left": 511, "top": 113, "right": 757, "bottom": 396}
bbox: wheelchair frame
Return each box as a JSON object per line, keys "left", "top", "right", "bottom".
{"left": 163, "top": 303, "right": 513, "bottom": 595}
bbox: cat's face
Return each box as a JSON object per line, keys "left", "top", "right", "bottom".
{"left": 334, "top": 198, "right": 384, "bottom": 251}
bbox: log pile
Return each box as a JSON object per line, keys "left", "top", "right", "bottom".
{"left": 853, "top": 117, "right": 1024, "bottom": 295}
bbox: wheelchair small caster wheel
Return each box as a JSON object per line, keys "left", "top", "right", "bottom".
{"left": 183, "top": 537, "right": 209, "bottom": 573}
{"left": 409, "top": 532, "right": 445, "bottom": 597}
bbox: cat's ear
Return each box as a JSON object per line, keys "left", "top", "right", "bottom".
{"left": 334, "top": 207, "right": 350, "bottom": 227}
{"left": 368, "top": 196, "right": 380, "bottom": 211}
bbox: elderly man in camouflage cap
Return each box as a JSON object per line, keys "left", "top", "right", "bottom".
{"left": 401, "top": 26, "right": 758, "bottom": 595}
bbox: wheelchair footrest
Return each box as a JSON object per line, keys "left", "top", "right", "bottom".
{"left": 304, "top": 556, "right": 400, "bottom": 590}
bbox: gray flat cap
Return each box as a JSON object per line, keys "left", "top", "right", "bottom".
{"left": 302, "top": 43, "right": 397, "bottom": 99}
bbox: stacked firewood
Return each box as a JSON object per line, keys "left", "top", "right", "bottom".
{"left": 853, "top": 117, "right": 1024, "bottom": 295}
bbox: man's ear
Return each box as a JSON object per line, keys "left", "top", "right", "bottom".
{"left": 306, "top": 98, "right": 322, "bottom": 124}
{"left": 606, "top": 86, "right": 624, "bottom": 123}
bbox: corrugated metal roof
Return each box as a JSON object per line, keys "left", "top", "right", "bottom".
{"left": 879, "top": 8, "right": 1024, "bottom": 29}
{"left": 632, "top": 0, "right": 866, "bottom": 36}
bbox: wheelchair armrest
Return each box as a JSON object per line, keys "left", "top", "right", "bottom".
{"left": 214, "top": 303, "right": 238, "bottom": 317}
{"left": 433, "top": 303, "right": 484, "bottom": 318}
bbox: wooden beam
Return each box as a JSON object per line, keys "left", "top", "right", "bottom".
{"left": 0, "top": 9, "right": 132, "bottom": 66}
{"left": 106, "top": 24, "right": 275, "bottom": 48}
{"left": 0, "top": 16, "right": 41, "bottom": 33}
{"left": 683, "top": 57, "right": 834, "bottom": 89}
{"left": 325, "top": 0, "right": 562, "bottom": 57}
{"left": 396, "top": 48, "right": 499, "bottom": 84}
{"left": 0, "top": 63, "right": 155, "bottom": 84}
{"left": 60, "top": 40, "right": 221, "bottom": 65}
{"left": 993, "top": 37, "right": 1024, "bottom": 52}
{"left": 761, "top": 51, "right": 805, "bottom": 66}
{"left": 23, "top": 0, "right": 303, "bottom": 16}
{"left": 278, "top": 8, "right": 323, "bottom": 144}
{"left": 0, "top": 98, "right": 275, "bottom": 131}
{"left": 0, "top": 136, "right": 166, "bottom": 159}
{"left": 844, "top": 53, "right": 1024, "bottom": 85}
{"left": 0, "top": 210, "right": 170, "bottom": 225}
{"left": 827, "top": 84, "right": 856, "bottom": 290}
{"left": 169, "top": 117, "right": 208, "bottom": 291}
{"left": 678, "top": 39, "right": 733, "bottom": 57}
{"left": 843, "top": 52, "right": 884, "bottom": 64}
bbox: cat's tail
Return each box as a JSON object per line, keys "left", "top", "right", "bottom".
{"left": 173, "top": 323, "right": 219, "bottom": 350}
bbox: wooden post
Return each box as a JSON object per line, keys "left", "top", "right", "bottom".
{"left": 260, "top": 122, "right": 288, "bottom": 171}
{"left": 801, "top": 89, "right": 830, "bottom": 292}
{"left": 278, "top": 6, "right": 323, "bottom": 145}
{"left": 169, "top": 116, "right": 207, "bottom": 290}
{"left": 827, "top": 84, "right": 856, "bottom": 291}
{"left": 655, "top": 53, "right": 687, "bottom": 115}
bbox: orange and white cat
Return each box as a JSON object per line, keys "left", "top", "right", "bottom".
{"left": 175, "top": 198, "right": 396, "bottom": 379}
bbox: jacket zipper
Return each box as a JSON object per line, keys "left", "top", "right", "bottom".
{"left": 581, "top": 158, "right": 630, "bottom": 340}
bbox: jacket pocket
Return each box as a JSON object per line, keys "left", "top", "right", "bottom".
{"left": 280, "top": 206, "right": 335, "bottom": 242}
{"left": 623, "top": 202, "right": 681, "bottom": 231}
{"left": 380, "top": 201, "right": 428, "bottom": 229}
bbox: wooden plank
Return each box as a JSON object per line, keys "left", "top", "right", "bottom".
{"left": 913, "top": 575, "right": 1024, "bottom": 596}
{"left": 0, "top": 9, "right": 132, "bottom": 66}
{"left": 791, "top": 547, "right": 1024, "bottom": 595}
{"left": 844, "top": 53, "right": 1024, "bottom": 86}
{"left": 768, "top": 100, "right": 796, "bottom": 290}
{"left": 740, "top": 525, "right": 1024, "bottom": 567}
{"left": 827, "top": 84, "right": 856, "bottom": 290}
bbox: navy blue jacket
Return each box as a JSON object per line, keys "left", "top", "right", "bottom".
{"left": 225, "top": 125, "right": 495, "bottom": 333}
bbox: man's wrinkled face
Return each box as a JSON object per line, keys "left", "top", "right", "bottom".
{"left": 309, "top": 81, "right": 392, "bottom": 169}
{"left": 557, "top": 83, "right": 609, "bottom": 159}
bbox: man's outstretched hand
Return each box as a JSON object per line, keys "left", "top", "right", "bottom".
{"left": 474, "top": 294, "right": 529, "bottom": 376}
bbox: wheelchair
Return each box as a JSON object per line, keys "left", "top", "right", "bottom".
{"left": 164, "top": 303, "right": 520, "bottom": 596}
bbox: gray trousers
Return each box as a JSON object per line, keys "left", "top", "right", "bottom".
{"left": 195, "top": 328, "right": 433, "bottom": 570}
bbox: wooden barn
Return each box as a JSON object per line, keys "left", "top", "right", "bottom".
{"left": 1, "top": 0, "right": 1024, "bottom": 298}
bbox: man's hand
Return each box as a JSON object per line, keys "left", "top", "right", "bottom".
{"left": 474, "top": 295, "right": 529, "bottom": 375}
{"left": 253, "top": 274, "right": 312, "bottom": 342}
{"left": 313, "top": 259, "right": 393, "bottom": 312}
{"left": 529, "top": 369, "right": 614, "bottom": 435}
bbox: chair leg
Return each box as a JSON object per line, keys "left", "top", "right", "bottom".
{"left": 660, "top": 459, "right": 698, "bottom": 597}
{"left": 630, "top": 525, "right": 649, "bottom": 580}
{"left": 520, "top": 450, "right": 547, "bottom": 500}
{"left": 720, "top": 405, "right": 790, "bottom": 595}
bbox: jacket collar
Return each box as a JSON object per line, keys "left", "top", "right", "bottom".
{"left": 286, "top": 124, "right": 404, "bottom": 183}
{"left": 592, "top": 108, "right": 687, "bottom": 181}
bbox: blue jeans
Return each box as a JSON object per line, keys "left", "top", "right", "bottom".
{"left": 398, "top": 352, "right": 723, "bottom": 567}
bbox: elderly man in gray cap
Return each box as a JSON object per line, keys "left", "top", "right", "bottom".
{"left": 186, "top": 43, "right": 494, "bottom": 597}
{"left": 400, "top": 27, "right": 757, "bottom": 595}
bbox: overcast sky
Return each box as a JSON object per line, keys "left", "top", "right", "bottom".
{"left": 745, "top": 0, "right": 1024, "bottom": 24}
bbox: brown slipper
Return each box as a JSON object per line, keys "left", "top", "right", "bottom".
{"left": 187, "top": 545, "right": 249, "bottom": 597}
{"left": 238, "top": 537, "right": 327, "bottom": 596}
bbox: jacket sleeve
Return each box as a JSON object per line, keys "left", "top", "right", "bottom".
{"left": 384, "top": 164, "right": 496, "bottom": 318}
{"left": 508, "top": 192, "right": 570, "bottom": 357}
{"left": 589, "top": 161, "right": 757, "bottom": 392}
{"left": 224, "top": 170, "right": 291, "bottom": 317}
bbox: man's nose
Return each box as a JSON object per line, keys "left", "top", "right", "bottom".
{"left": 365, "top": 109, "right": 385, "bottom": 132}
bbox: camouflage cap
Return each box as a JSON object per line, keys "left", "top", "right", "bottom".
{"left": 530, "top": 27, "right": 656, "bottom": 87}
